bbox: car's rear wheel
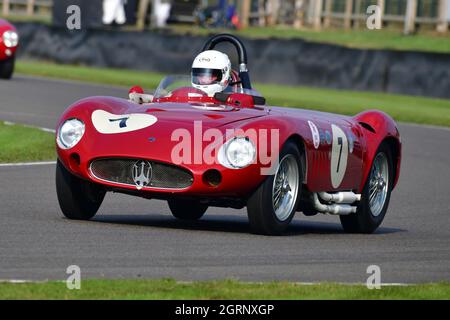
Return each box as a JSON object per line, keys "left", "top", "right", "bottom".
{"left": 340, "top": 142, "right": 393, "bottom": 233}
{"left": 247, "top": 141, "right": 302, "bottom": 235}
{"left": 0, "top": 57, "right": 15, "bottom": 79}
{"left": 56, "top": 160, "right": 106, "bottom": 220}
{"left": 168, "top": 199, "right": 208, "bottom": 221}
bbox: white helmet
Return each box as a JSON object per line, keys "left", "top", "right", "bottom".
{"left": 191, "top": 50, "right": 231, "bottom": 97}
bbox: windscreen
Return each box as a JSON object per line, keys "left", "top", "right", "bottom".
{"left": 154, "top": 75, "right": 264, "bottom": 99}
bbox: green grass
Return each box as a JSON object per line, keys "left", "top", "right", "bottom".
{"left": 0, "top": 121, "right": 55, "bottom": 163}
{"left": 257, "top": 83, "right": 450, "bottom": 127}
{"left": 0, "top": 279, "right": 449, "bottom": 299}
{"left": 16, "top": 60, "right": 164, "bottom": 89}
{"left": 171, "top": 25, "right": 450, "bottom": 54}
{"left": 0, "top": 14, "right": 51, "bottom": 25}
{"left": 16, "top": 60, "right": 450, "bottom": 127}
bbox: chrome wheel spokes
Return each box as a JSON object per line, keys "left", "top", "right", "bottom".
{"left": 368, "top": 153, "right": 389, "bottom": 217}
{"left": 272, "top": 155, "right": 300, "bottom": 221}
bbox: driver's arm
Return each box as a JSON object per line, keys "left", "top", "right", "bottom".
{"left": 129, "top": 92, "right": 154, "bottom": 104}
{"left": 128, "top": 86, "right": 154, "bottom": 104}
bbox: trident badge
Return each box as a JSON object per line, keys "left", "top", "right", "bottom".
{"left": 132, "top": 160, "right": 152, "bottom": 190}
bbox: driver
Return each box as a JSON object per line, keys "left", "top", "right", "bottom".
{"left": 191, "top": 50, "right": 231, "bottom": 97}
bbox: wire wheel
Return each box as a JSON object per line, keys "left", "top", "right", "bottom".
{"left": 368, "top": 152, "right": 389, "bottom": 217}
{"left": 272, "top": 154, "right": 300, "bottom": 222}
{"left": 247, "top": 141, "right": 302, "bottom": 235}
{"left": 340, "top": 142, "right": 394, "bottom": 234}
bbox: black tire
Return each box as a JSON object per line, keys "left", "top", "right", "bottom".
{"left": 340, "top": 142, "right": 394, "bottom": 233}
{"left": 247, "top": 141, "right": 303, "bottom": 235}
{"left": 0, "top": 57, "right": 15, "bottom": 79}
{"left": 168, "top": 199, "right": 208, "bottom": 221}
{"left": 56, "top": 160, "right": 106, "bottom": 220}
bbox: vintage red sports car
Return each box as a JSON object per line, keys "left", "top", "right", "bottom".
{"left": 0, "top": 19, "right": 18, "bottom": 79}
{"left": 55, "top": 34, "right": 401, "bottom": 235}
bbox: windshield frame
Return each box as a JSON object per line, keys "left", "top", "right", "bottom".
{"left": 154, "top": 75, "right": 263, "bottom": 99}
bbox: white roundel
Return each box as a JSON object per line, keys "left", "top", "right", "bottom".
{"left": 92, "top": 110, "right": 157, "bottom": 134}
{"left": 308, "top": 121, "right": 320, "bottom": 149}
{"left": 330, "top": 124, "right": 349, "bottom": 188}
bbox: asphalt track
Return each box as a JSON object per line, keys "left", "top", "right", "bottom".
{"left": 0, "top": 75, "right": 449, "bottom": 283}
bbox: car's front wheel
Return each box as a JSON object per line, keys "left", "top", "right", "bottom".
{"left": 168, "top": 199, "right": 208, "bottom": 221}
{"left": 247, "top": 141, "right": 303, "bottom": 235}
{"left": 340, "top": 142, "right": 394, "bottom": 233}
{"left": 0, "top": 57, "right": 15, "bottom": 79}
{"left": 56, "top": 160, "right": 106, "bottom": 220}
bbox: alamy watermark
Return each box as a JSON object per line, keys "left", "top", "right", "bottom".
{"left": 170, "top": 121, "right": 280, "bottom": 175}
{"left": 366, "top": 5, "right": 382, "bottom": 30}
{"left": 66, "top": 265, "right": 81, "bottom": 290}
{"left": 66, "top": 5, "right": 81, "bottom": 30}
{"left": 366, "top": 265, "right": 381, "bottom": 289}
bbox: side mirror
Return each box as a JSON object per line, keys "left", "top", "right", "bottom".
{"left": 128, "top": 86, "right": 153, "bottom": 104}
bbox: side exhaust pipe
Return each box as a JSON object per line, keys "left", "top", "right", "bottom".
{"left": 318, "top": 191, "right": 361, "bottom": 204}
{"left": 313, "top": 193, "right": 359, "bottom": 215}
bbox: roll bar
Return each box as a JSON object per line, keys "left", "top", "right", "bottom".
{"left": 202, "top": 34, "right": 252, "bottom": 90}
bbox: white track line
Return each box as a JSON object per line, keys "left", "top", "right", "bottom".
{"left": 0, "top": 279, "right": 412, "bottom": 286}
{"left": 3, "top": 121, "right": 56, "bottom": 133}
{"left": 39, "top": 127, "right": 56, "bottom": 133}
{"left": 292, "top": 282, "right": 411, "bottom": 286}
{"left": 0, "top": 279, "right": 51, "bottom": 284}
{"left": 177, "top": 280, "right": 412, "bottom": 286}
{"left": 0, "top": 161, "right": 56, "bottom": 167}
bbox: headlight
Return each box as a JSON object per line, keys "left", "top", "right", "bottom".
{"left": 57, "top": 119, "right": 85, "bottom": 149}
{"left": 2, "top": 31, "right": 19, "bottom": 48}
{"left": 218, "top": 137, "right": 256, "bottom": 169}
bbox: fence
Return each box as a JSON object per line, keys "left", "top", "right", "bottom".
{"left": 1, "top": 0, "right": 51, "bottom": 17}
{"left": 1, "top": 0, "right": 448, "bottom": 34}
{"left": 240, "top": 0, "right": 449, "bottom": 33}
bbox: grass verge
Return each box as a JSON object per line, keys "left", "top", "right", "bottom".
{"left": 0, "top": 121, "right": 55, "bottom": 163}
{"left": 0, "top": 279, "right": 449, "bottom": 299}
{"left": 16, "top": 60, "right": 450, "bottom": 127}
{"left": 0, "top": 14, "right": 51, "bottom": 25}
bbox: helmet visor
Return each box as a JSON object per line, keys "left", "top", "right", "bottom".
{"left": 192, "top": 68, "right": 223, "bottom": 86}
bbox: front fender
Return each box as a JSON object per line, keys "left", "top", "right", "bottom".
{"left": 354, "top": 110, "right": 402, "bottom": 191}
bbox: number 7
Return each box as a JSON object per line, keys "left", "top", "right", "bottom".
{"left": 109, "top": 117, "right": 129, "bottom": 128}
{"left": 337, "top": 137, "right": 343, "bottom": 173}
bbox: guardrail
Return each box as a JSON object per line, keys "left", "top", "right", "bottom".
{"left": 14, "top": 22, "right": 450, "bottom": 99}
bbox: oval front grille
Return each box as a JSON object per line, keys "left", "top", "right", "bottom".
{"left": 90, "top": 158, "right": 193, "bottom": 189}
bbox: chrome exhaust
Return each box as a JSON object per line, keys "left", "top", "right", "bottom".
{"left": 313, "top": 192, "right": 360, "bottom": 215}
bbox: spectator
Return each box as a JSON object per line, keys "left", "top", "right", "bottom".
{"left": 103, "top": 0, "right": 127, "bottom": 25}
{"left": 153, "top": 0, "right": 172, "bottom": 28}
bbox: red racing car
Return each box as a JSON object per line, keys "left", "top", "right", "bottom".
{"left": 55, "top": 34, "right": 401, "bottom": 235}
{"left": 0, "top": 19, "right": 18, "bottom": 79}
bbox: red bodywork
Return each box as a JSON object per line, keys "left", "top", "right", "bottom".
{"left": 0, "top": 19, "right": 18, "bottom": 61}
{"left": 56, "top": 88, "right": 401, "bottom": 204}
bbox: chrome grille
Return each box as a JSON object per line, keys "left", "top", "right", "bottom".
{"left": 90, "top": 158, "right": 193, "bottom": 189}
